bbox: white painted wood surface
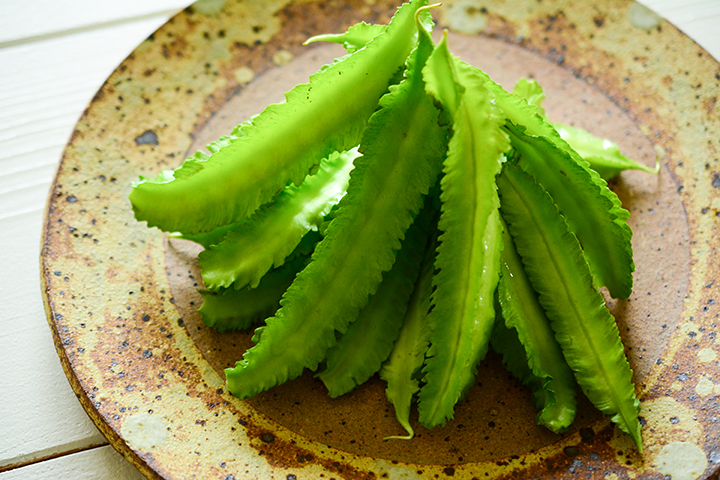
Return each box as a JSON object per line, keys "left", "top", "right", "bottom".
{"left": 0, "top": 446, "right": 146, "bottom": 480}
{"left": 0, "top": 0, "right": 717, "bottom": 478}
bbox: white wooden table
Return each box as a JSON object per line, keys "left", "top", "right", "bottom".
{"left": 0, "top": 1, "right": 718, "bottom": 478}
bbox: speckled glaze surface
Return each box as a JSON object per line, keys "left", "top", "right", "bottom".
{"left": 40, "top": 0, "right": 720, "bottom": 479}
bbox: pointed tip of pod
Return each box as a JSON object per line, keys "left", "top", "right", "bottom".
{"left": 416, "top": 1, "right": 442, "bottom": 18}
{"left": 629, "top": 429, "right": 643, "bottom": 454}
{"left": 631, "top": 421, "right": 644, "bottom": 454}
{"left": 302, "top": 33, "right": 333, "bottom": 46}
{"left": 610, "top": 404, "right": 643, "bottom": 453}
{"left": 650, "top": 157, "right": 662, "bottom": 174}
{"left": 415, "top": 2, "right": 441, "bottom": 35}
{"left": 383, "top": 431, "right": 415, "bottom": 441}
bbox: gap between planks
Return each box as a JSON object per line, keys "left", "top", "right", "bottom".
{"left": 0, "top": 441, "right": 108, "bottom": 473}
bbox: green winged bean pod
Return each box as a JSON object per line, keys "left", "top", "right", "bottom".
{"left": 503, "top": 122, "right": 634, "bottom": 299}
{"left": 417, "top": 32, "right": 509, "bottom": 428}
{"left": 199, "top": 148, "right": 357, "bottom": 291}
{"left": 490, "top": 318, "right": 551, "bottom": 413}
{"left": 318, "top": 205, "right": 431, "bottom": 397}
{"left": 180, "top": 149, "right": 355, "bottom": 253}
{"left": 225, "top": 16, "right": 447, "bottom": 400}
{"left": 513, "top": 79, "right": 659, "bottom": 181}
{"left": 379, "top": 230, "right": 436, "bottom": 440}
{"left": 198, "top": 254, "right": 309, "bottom": 332}
{"left": 129, "top": 0, "right": 430, "bottom": 234}
{"left": 468, "top": 68, "right": 634, "bottom": 300}
{"left": 495, "top": 219, "right": 577, "bottom": 433}
{"left": 497, "top": 162, "right": 642, "bottom": 451}
{"left": 552, "top": 123, "right": 660, "bottom": 180}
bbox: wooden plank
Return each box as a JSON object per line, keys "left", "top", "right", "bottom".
{"left": 0, "top": 15, "right": 178, "bottom": 471}
{"left": 0, "top": 446, "right": 146, "bottom": 480}
{"left": 0, "top": 0, "right": 187, "bottom": 46}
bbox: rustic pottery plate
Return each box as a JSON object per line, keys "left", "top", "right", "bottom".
{"left": 41, "top": 0, "right": 720, "bottom": 478}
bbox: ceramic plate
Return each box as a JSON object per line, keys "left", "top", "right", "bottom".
{"left": 41, "top": 0, "right": 720, "bottom": 478}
